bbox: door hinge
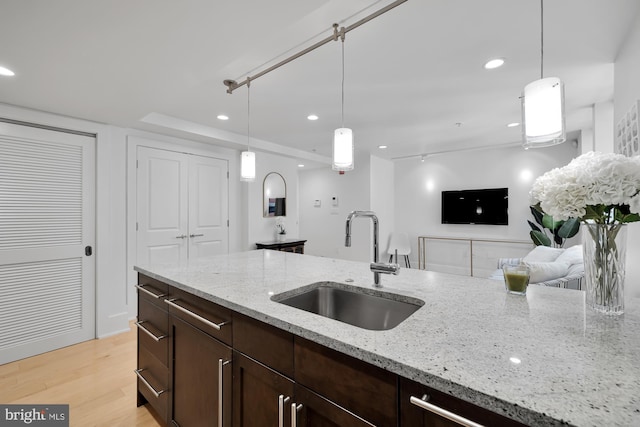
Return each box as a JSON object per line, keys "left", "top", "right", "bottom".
{"left": 227, "top": 171, "right": 229, "bottom": 179}
{"left": 227, "top": 219, "right": 229, "bottom": 227}
{"left": 136, "top": 222, "right": 139, "bottom": 231}
{"left": 136, "top": 159, "right": 139, "bottom": 168}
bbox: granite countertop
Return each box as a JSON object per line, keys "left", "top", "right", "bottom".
{"left": 135, "top": 250, "right": 640, "bottom": 427}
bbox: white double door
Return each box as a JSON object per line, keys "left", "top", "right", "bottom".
{"left": 136, "top": 147, "right": 229, "bottom": 265}
{"left": 0, "top": 121, "right": 96, "bottom": 364}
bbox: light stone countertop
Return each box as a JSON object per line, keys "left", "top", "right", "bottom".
{"left": 135, "top": 250, "right": 640, "bottom": 427}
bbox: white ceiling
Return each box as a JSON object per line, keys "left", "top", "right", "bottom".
{"left": 1, "top": 0, "right": 639, "bottom": 165}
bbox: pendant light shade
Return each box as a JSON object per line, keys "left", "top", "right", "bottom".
{"left": 333, "top": 127, "right": 354, "bottom": 171}
{"left": 521, "top": 0, "right": 566, "bottom": 149}
{"left": 522, "top": 77, "right": 566, "bottom": 148}
{"left": 240, "top": 151, "right": 255, "bottom": 181}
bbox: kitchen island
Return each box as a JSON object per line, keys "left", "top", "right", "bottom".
{"left": 135, "top": 250, "right": 640, "bottom": 426}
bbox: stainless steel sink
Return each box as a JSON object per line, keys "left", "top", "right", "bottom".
{"left": 271, "top": 282, "right": 424, "bottom": 331}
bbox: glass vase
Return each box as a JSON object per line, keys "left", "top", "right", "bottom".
{"left": 582, "top": 223, "right": 627, "bottom": 315}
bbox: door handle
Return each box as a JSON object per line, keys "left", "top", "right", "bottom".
{"left": 189, "top": 234, "right": 204, "bottom": 238}
{"left": 175, "top": 234, "right": 187, "bottom": 239}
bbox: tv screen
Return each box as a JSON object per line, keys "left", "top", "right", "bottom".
{"left": 441, "top": 188, "right": 508, "bottom": 225}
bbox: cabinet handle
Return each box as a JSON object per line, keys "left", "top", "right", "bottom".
{"left": 189, "top": 233, "right": 204, "bottom": 238}
{"left": 135, "top": 284, "right": 167, "bottom": 299}
{"left": 278, "top": 395, "right": 291, "bottom": 427}
{"left": 134, "top": 369, "right": 166, "bottom": 398}
{"left": 410, "top": 395, "right": 484, "bottom": 427}
{"left": 291, "top": 403, "right": 302, "bottom": 427}
{"left": 218, "top": 359, "right": 231, "bottom": 427}
{"left": 135, "top": 321, "right": 167, "bottom": 342}
{"left": 175, "top": 234, "right": 188, "bottom": 239}
{"left": 165, "top": 298, "right": 230, "bottom": 330}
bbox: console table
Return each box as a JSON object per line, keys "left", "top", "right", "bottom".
{"left": 255, "top": 239, "right": 306, "bottom": 254}
{"left": 417, "top": 236, "right": 532, "bottom": 278}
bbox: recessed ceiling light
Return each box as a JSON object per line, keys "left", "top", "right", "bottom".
{"left": 484, "top": 58, "right": 505, "bottom": 69}
{"left": 307, "top": 114, "right": 319, "bottom": 121}
{"left": 507, "top": 122, "right": 520, "bottom": 128}
{"left": 378, "top": 145, "right": 387, "bottom": 149}
{"left": 298, "top": 164, "right": 305, "bottom": 168}
{"left": 217, "top": 114, "right": 229, "bottom": 120}
{"left": 0, "top": 66, "right": 15, "bottom": 76}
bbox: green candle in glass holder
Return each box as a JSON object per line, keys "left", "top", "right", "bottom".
{"left": 503, "top": 264, "right": 530, "bottom": 295}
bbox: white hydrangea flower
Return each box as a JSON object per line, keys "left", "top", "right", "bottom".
{"left": 530, "top": 152, "right": 640, "bottom": 223}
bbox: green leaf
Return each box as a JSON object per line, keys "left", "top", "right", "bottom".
{"left": 527, "top": 220, "right": 542, "bottom": 232}
{"left": 530, "top": 230, "right": 551, "bottom": 246}
{"left": 558, "top": 218, "right": 580, "bottom": 238}
{"left": 530, "top": 205, "right": 544, "bottom": 226}
{"left": 621, "top": 213, "right": 640, "bottom": 223}
{"left": 542, "top": 214, "right": 560, "bottom": 231}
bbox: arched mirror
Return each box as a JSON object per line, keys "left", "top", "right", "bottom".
{"left": 263, "top": 172, "right": 286, "bottom": 217}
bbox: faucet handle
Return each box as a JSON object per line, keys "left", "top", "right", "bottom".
{"left": 370, "top": 262, "right": 400, "bottom": 275}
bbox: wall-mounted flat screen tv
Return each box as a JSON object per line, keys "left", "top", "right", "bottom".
{"left": 441, "top": 188, "right": 508, "bottom": 225}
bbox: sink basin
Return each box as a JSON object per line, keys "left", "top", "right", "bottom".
{"left": 271, "top": 282, "right": 424, "bottom": 331}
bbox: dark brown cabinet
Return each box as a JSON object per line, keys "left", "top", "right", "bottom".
{"left": 170, "top": 316, "right": 232, "bottom": 427}
{"left": 136, "top": 273, "right": 528, "bottom": 427}
{"left": 233, "top": 351, "right": 295, "bottom": 427}
{"left": 135, "top": 275, "right": 170, "bottom": 422}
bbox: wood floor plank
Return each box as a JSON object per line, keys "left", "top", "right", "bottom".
{"left": 0, "top": 321, "right": 161, "bottom": 427}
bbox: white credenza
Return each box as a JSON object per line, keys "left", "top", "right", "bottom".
{"left": 418, "top": 236, "right": 533, "bottom": 278}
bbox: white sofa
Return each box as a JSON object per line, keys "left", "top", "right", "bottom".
{"left": 489, "top": 245, "right": 584, "bottom": 290}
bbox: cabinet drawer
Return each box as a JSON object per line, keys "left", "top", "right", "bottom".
{"left": 137, "top": 345, "right": 169, "bottom": 422}
{"left": 294, "top": 337, "right": 397, "bottom": 427}
{"left": 137, "top": 297, "right": 169, "bottom": 366}
{"left": 137, "top": 274, "right": 169, "bottom": 308}
{"left": 166, "top": 286, "right": 233, "bottom": 345}
{"left": 399, "top": 377, "right": 527, "bottom": 427}
{"left": 233, "top": 313, "right": 294, "bottom": 378}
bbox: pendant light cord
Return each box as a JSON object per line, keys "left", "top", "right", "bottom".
{"left": 246, "top": 78, "right": 251, "bottom": 150}
{"left": 540, "top": 0, "right": 544, "bottom": 79}
{"left": 341, "top": 37, "right": 345, "bottom": 129}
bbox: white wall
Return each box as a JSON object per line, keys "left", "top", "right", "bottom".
{"left": 246, "top": 151, "right": 300, "bottom": 247}
{"left": 614, "top": 9, "right": 640, "bottom": 300}
{"left": 370, "top": 155, "right": 395, "bottom": 261}
{"left": 394, "top": 143, "right": 580, "bottom": 266}
{"left": 299, "top": 152, "right": 374, "bottom": 262}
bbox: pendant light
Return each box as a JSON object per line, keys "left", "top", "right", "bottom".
{"left": 521, "top": 0, "right": 566, "bottom": 149}
{"left": 332, "top": 26, "right": 354, "bottom": 171}
{"left": 240, "top": 78, "right": 256, "bottom": 181}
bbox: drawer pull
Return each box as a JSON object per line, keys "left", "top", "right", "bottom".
{"left": 278, "top": 395, "right": 291, "bottom": 427}
{"left": 218, "top": 359, "right": 231, "bottom": 427}
{"left": 165, "top": 298, "right": 230, "bottom": 330}
{"left": 190, "top": 233, "right": 204, "bottom": 238}
{"left": 410, "top": 395, "right": 484, "bottom": 427}
{"left": 135, "top": 321, "right": 167, "bottom": 342}
{"left": 291, "top": 403, "right": 302, "bottom": 427}
{"left": 134, "top": 369, "right": 166, "bottom": 398}
{"left": 135, "top": 284, "right": 167, "bottom": 299}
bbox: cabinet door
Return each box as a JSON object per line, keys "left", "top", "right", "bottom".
{"left": 399, "top": 377, "right": 526, "bottom": 427}
{"left": 293, "top": 384, "right": 375, "bottom": 427}
{"left": 233, "top": 351, "right": 295, "bottom": 427}
{"left": 170, "top": 316, "right": 232, "bottom": 427}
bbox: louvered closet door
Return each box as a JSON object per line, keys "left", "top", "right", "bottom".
{"left": 0, "top": 121, "right": 95, "bottom": 364}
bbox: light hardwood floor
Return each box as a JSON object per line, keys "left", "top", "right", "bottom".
{"left": 0, "top": 322, "right": 163, "bottom": 427}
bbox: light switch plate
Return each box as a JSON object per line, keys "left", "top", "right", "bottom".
{"left": 314, "top": 200, "right": 321, "bottom": 207}
{"left": 332, "top": 196, "right": 339, "bottom": 207}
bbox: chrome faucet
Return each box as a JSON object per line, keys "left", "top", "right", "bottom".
{"left": 345, "top": 210, "right": 399, "bottom": 287}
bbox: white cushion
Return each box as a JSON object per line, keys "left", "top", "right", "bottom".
{"left": 524, "top": 261, "right": 570, "bottom": 283}
{"left": 555, "top": 245, "right": 583, "bottom": 265}
{"left": 567, "top": 263, "right": 584, "bottom": 277}
{"left": 523, "top": 246, "right": 565, "bottom": 263}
